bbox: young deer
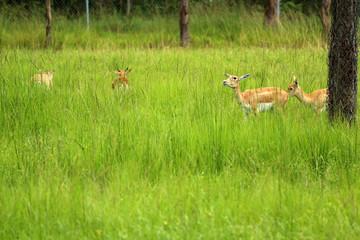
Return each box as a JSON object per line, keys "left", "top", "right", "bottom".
{"left": 112, "top": 67, "right": 133, "bottom": 89}
{"left": 30, "top": 68, "right": 56, "bottom": 88}
{"left": 223, "top": 74, "right": 289, "bottom": 118}
{"left": 286, "top": 76, "right": 328, "bottom": 115}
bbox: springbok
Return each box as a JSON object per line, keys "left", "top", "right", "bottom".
{"left": 222, "top": 74, "right": 289, "bottom": 118}
{"left": 286, "top": 76, "right": 328, "bottom": 115}
{"left": 30, "top": 68, "right": 56, "bottom": 88}
{"left": 112, "top": 67, "right": 133, "bottom": 89}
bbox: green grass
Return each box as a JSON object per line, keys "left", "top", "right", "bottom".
{"left": 0, "top": 47, "right": 359, "bottom": 239}
{"left": 0, "top": 5, "right": 325, "bottom": 50}
{"left": 0, "top": 6, "right": 360, "bottom": 239}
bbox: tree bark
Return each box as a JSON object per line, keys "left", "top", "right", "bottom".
{"left": 126, "top": 0, "right": 131, "bottom": 15}
{"left": 45, "top": 0, "right": 51, "bottom": 47}
{"left": 328, "top": 0, "right": 359, "bottom": 125}
{"left": 320, "top": 0, "right": 331, "bottom": 41}
{"left": 179, "top": 0, "right": 190, "bottom": 47}
{"left": 264, "top": 0, "right": 278, "bottom": 26}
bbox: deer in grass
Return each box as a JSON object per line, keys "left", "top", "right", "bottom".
{"left": 286, "top": 76, "right": 328, "bottom": 115}
{"left": 222, "top": 74, "right": 289, "bottom": 118}
{"left": 30, "top": 68, "right": 56, "bottom": 88}
{"left": 112, "top": 67, "right": 133, "bottom": 89}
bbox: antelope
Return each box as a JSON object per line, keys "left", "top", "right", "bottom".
{"left": 112, "top": 67, "right": 133, "bottom": 89}
{"left": 30, "top": 68, "right": 56, "bottom": 88}
{"left": 222, "top": 74, "right": 289, "bottom": 118}
{"left": 286, "top": 76, "right": 328, "bottom": 115}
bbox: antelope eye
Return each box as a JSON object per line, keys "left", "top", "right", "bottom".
{"left": 289, "top": 87, "right": 293, "bottom": 91}
{"left": 233, "top": 77, "right": 237, "bottom": 80}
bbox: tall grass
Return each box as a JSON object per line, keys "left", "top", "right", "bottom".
{"left": 0, "top": 5, "right": 325, "bottom": 50}
{"left": 0, "top": 46, "right": 359, "bottom": 238}
{"left": 1, "top": 5, "right": 360, "bottom": 239}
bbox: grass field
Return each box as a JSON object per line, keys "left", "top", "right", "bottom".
{"left": 0, "top": 5, "right": 325, "bottom": 50}
{"left": 1, "top": 7, "right": 360, "bottom": 240}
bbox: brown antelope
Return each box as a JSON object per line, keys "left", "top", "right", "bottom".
{"left": 223, "top": 74, "right": 289, "bottom": 118}
{"left": 112, "top": 67, "right": 133, "bottom": 89}
{"left": 287, "top": 76, "right": 328, "bottom": 115}
{"left": 30, "top": 68, "right": 56, "bottom": 88}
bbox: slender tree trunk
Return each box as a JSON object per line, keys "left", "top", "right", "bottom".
{"left": 126, "top": 0, "right": 131, "bottom": 15}
{"left": 264, "top": 0, "right": 278, "bottom": 26}
{"left": 179, "top": 0, "right": 190, "bottom": 47}
{"left": 320, "top": 0, "right": 331, "bottom": 41}
{"left": 328, "top": 0, "right": 359, "bottom": 125}
{"left": 45, "top": 0, "right": 51, "bottom": 47}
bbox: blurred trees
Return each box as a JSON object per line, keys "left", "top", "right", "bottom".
{"left": 320, "top": 0, "right": 331, "bottom": 41}
{"left": 264, "top": 0, "right": 278, "bottom": 26}
{"left": 180, "top": 0, "right": 190, "bottom": 47}
{"left": 45, "top": 0, "right": 51, "bottom": 47}
{"left": 0, "top": 0, "right": 327, "bottom": 16}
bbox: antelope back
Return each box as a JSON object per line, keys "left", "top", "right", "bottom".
{"left": 31, "top": 68, "right": 55, "bottom": 87}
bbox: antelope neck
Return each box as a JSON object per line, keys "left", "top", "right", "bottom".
{"left": 233, "top": 85, "right": 245, "bottom": 103}
{"left": 295, "top": 87, "right": 314, "bottom": 105}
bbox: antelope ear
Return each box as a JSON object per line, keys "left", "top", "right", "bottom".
{"left": 37, "top": 69, "right": 42, "bottom": 73}
{"left": 126, "top": 67, "right": 133, "bottom": 74}
{"left": 51, "top": 67, "right": 56, "bottom": 73}
{"left": 240, "top": 74, "right": 250, "bottom": 80}
{"left": 293, "top": 76, "right": 299, "bottom": 86}
{"left": 224, "top": 74, "right": 231, "bottom": 78}
{"left": 293, "top": 75, "right": 297, "bottom": 83}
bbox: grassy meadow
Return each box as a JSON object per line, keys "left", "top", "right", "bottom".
{"left": 1, "top": 6, "right": 360, "bottom": 239}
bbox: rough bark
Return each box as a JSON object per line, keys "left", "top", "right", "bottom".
{"left": 328, "top": 0, "right": 359, "bottom": 125}
{"left": 45, "top": 0, "right": 51, "bottom": 47}
{"left": 264, "top": 0, "right": 278, "bottom": 26}
{"left": 320, "top": 0, "right": 331, "bottom": 41}
{"left": 179, "top": 0, "right": 190, "bottom": 47}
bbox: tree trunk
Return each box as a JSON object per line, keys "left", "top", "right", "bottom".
{"left": 45, "top": 0, "right": 51, "bottom": 47}
{"left": 327, "top": 0, "right": 359, "bottom": 125}
{"left": 179, "top": 0, "right": 190, "bottom": 47}
{"left": 320, "top": 0, "right": 331, "bottom": 41}
{"left": 126, "top": 0, "right": 131, "bottom": 15}
{"left": 264, "top": 0, "right": 278, "bottom": 26}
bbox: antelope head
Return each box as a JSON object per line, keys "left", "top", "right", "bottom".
{"left": 37, "top": 67, "right": 56, "bottom": 76}
{"left": 287, "top": 75, "right": 299, "bottom": 97}
{"left": 114, "top": 67, "right": 133, "bottom": 77}
{"left": 222, "top": 74, "right": 250, "bottom": 88}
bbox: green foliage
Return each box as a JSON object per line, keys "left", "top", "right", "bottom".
{"left": 0, "top": 0, "right": 324, "bottom": 19}
{"left": 281, "top": 1, "right": 303, "bottom": 14}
